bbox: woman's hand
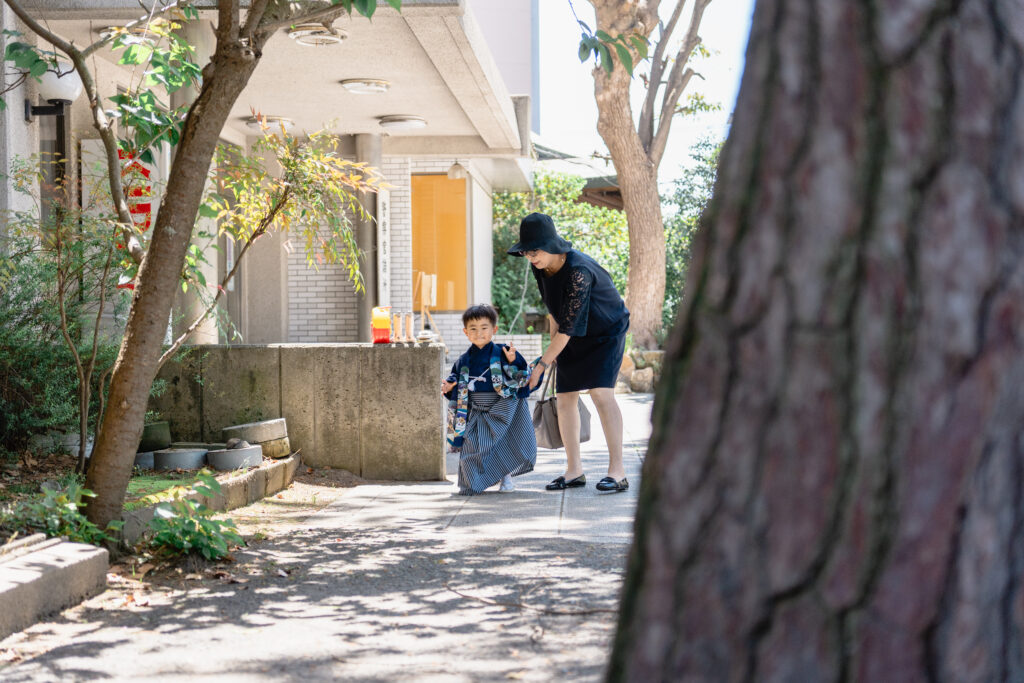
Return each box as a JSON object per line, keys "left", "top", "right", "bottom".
{"left": 441, "top": 379, "right": 456, "bottom": 394}
{"left": 502, "top": 343, "right": 517, "bottom": 363}
{"left": 528, "top": 364, "right": 545, "bottom": 389}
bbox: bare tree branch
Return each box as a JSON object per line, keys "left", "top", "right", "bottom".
{"left": 639, "top": 0, "right": 688, "bottom": 151}
{"left": 242, "top": 0, "right": 271, "bottom": 37}
{"left": 256, "top": 2, "right": 348, "bottom": 37}
{"left": 648, "top": 0, "right": 710, "bottom": 167}
{"left": 157, "top": 186, "right": 291, "bottom": 368}
{"left": 217, "top": 0, "right": 240, "bottom": 43}
{"left": 3, "top": 0, "right": 146, "bottom": 264}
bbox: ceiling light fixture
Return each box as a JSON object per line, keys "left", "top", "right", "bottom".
{"left": 378, "top": 115, "right": 427, "bottom": 132}
{"left": 246, "top": 115, "right": 295, "bottom": 132}
{"left": 446, "top": 162, "right": 468, "bottom": 180}
{"left": 339, "top": 78, "right": 391, "bottom": 95}
{"left": 287, "top": 23, "right": 347, "bottom": 47}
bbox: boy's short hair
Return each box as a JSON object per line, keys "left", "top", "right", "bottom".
{"left": 462, "top": 303, "right": 498, "bottom": 327}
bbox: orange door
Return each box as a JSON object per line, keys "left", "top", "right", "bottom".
{"left": 411, "top": 174, "right": 467, "bottom": 311}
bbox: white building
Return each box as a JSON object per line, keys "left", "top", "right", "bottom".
{"left": 0, "top": 0, "right": 538, "bottom": 349}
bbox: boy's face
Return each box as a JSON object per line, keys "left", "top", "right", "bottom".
{"left": 464, "top": 317, "right": 497, "bottom": 348}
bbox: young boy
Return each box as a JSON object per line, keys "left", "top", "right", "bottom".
{"left": 443, "top": 304, "right": 539, "bottom": 494}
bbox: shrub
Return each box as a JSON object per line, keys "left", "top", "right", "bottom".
{"left": 493, "top": 171, "right": 629, "bottom": 332}
{"left": 146, "top": 471, "right": 243, "bottom": 560}
{"left": 0, "top": 482, "right": 122, "bottom": 545}
{"left": 662, "top": 138, "right": 722, "bottom": 328}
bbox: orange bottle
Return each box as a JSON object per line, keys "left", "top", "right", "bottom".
{"left": 371, "top": 306, "right": 391, "bottom": 343}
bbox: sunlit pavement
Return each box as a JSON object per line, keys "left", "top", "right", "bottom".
{"left": 1, "top": 395, "right": 653, "bottom": 683}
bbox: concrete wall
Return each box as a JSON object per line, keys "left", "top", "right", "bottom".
{"left": 150, "top": 343, "right": 447, "bottom": 481}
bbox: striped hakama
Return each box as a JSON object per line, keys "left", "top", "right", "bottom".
{"left": 457, "top": 392, "right": 537, "bottom": 494}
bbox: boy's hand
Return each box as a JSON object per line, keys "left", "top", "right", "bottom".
{"left": 502, "top": 343, "right": 517, "bottom": 363}
{"left": 441, "top": 380, "right": 456, "bottom": 394}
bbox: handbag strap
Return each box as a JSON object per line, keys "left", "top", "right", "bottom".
{"left": 540, "top": 361, "right": 556, "bottom": 398}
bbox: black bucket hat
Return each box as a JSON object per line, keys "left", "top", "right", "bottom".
{"left": 507, "top": 212, "right": 572, "bottom": 256}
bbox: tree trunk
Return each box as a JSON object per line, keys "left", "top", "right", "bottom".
{"left": 592, "top": 2, "right": 664, "bottom": 349}
{"left": 83, "top": 37, "right": 261, "bottom": 530}
{"left": 610, "top": 0, "right": 1024, "bottom": 680}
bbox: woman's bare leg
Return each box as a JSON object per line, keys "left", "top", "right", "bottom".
{"left": 556, "top": 391, "right": 584, "bottom": 479}
{"left": 589, "top": 388, "right": 625, "bottom": 480}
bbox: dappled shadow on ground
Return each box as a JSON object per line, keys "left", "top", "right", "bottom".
{"left": 2, "top": 516, "right": 627, "bottom": 682}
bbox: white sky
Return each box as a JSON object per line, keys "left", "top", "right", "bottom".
{"left": 537, "top": 0, "right": 756, "bottom": 187}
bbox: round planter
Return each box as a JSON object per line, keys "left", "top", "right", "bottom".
{"left": 206, "top": 445, "right": 263, "bottom": 471}
{"left": 153, "top": 447, "right": 207, "bottom": 471}
{"left": 221, "top": 418, "right": 287, "bottom": 444}
{"left": 258, "top": 436, "right": 292, "bottom": 459}
{"left": 133, "top": 451, "right": 155, "bottom": 469}
{"left": 138, "top": 421, "right": 172, "bottom": 452}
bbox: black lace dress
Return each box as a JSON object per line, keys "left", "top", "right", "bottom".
{"left": 533, "top": 249, "right": 630, "bottom": 392}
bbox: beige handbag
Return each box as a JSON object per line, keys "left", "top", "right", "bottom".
{"left": 532, "top": 364, "right": 591, "bottom": 449}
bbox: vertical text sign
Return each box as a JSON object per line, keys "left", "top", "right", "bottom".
{"left": 377, "top": 189, "right": 391, "bottom": 307}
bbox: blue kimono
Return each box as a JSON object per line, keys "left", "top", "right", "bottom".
{"left": 444, "top": 342, "right": 538, "bottom": 493}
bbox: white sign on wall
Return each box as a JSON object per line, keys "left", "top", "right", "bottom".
{"left": 376, "top": 189, "right": 391, "bottom": 307}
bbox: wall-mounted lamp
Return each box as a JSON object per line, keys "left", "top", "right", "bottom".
{"left": 24, "top": 65, "right": 83, "bottom": 193}
{"left": 24, "top": 65, "right": 82, "bottom": 123}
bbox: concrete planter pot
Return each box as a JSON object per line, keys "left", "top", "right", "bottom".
{"left": 133, "top": 451, "right": 155, "bottom": 469}
{"left": 138, "top": 421, "right": 172, "bottom": 453}
{"left": 153, "top": 447, "right": 207, "bottom": 471}
{"left": 206, "top": 445, "right": 264, "bottom": 471}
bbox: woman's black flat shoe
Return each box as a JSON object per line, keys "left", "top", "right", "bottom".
{"left": 546, "top": 474, "right": 586, "bottom": 490}
{"left": 596, "top": 476, "right": 629, "bottom": 493}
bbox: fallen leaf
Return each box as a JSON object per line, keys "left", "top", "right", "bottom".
{"left": 275, "top": 494, "right": 284, "bottom": 499}
{"left": 135, "top": 563, "right": 155, "bottom": 580}
{"left": 184, "top": 573, "right": 202, "bottom": 580}
{"left": 276, "top": 569, "right": 289, "bottom": 578}
{"left": 133, "top": 592, "right": 150, "bottom": 607}
{"left": 506, "top": 672, "right": 527, "bottom": 680}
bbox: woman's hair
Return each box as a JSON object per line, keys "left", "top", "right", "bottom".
{"left": 462, "top": 303, "right": 498, "bottom": 326}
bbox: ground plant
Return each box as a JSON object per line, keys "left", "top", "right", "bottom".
{"left": 146, "top": 470, "right": 242, "bottom": 560}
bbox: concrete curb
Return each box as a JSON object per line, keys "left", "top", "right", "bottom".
{"left": 121, "top": 454, "right": 301, "bottom": 546}
{"left": 0, "top": 535, "right": 108, "bottom": 641}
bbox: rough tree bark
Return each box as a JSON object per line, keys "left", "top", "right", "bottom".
{"left": 610, "top": 0, "right": 1024, "bottom": 680}
{"left": 589, "top": 0, "right": 711, "bottom": 348}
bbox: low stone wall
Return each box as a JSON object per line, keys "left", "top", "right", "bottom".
{"left": 150, "top": 344, "right": 446, "bottom": 481}
{"left": 121, "top": 454, "right": 301, "bottom": 546}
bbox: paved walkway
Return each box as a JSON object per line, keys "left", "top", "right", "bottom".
{"left": 0, "top": 394, "right": 652, "bottom": 682}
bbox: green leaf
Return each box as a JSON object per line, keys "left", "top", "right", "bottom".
{"left": 29, "top": 60, "right": 47, "bottom": 79}
{"left": 385, "top": 0, "right": 401, "bottom": 9}
{"left": 613, "top": 42, "right": 633, "bottom": 75}
{"left": 577, "top": 21, "right": 592, "bottom": 34}
{"left": 597, "top": 43, "right": 613, "bottom": 74}
{"left": 595, "top": 30, "right": 613, "bottom": 42}
{"left": 578, "top": 40, "right": 591, "bottom": 63}
{"left": 181, "top": 281, "right": 188, "bottom": 293}
{"left": 0, "top": 98, "right": 5, "bottom": 111}
{"left": 198, "top": 204, "right": 219, "bottom": 219}
{"left": 630, "top": 35, "right": 649, "bottom": 60}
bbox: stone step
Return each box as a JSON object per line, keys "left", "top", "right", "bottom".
{"left": 0, "top": 540, "right": 108, "bottom": 641}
